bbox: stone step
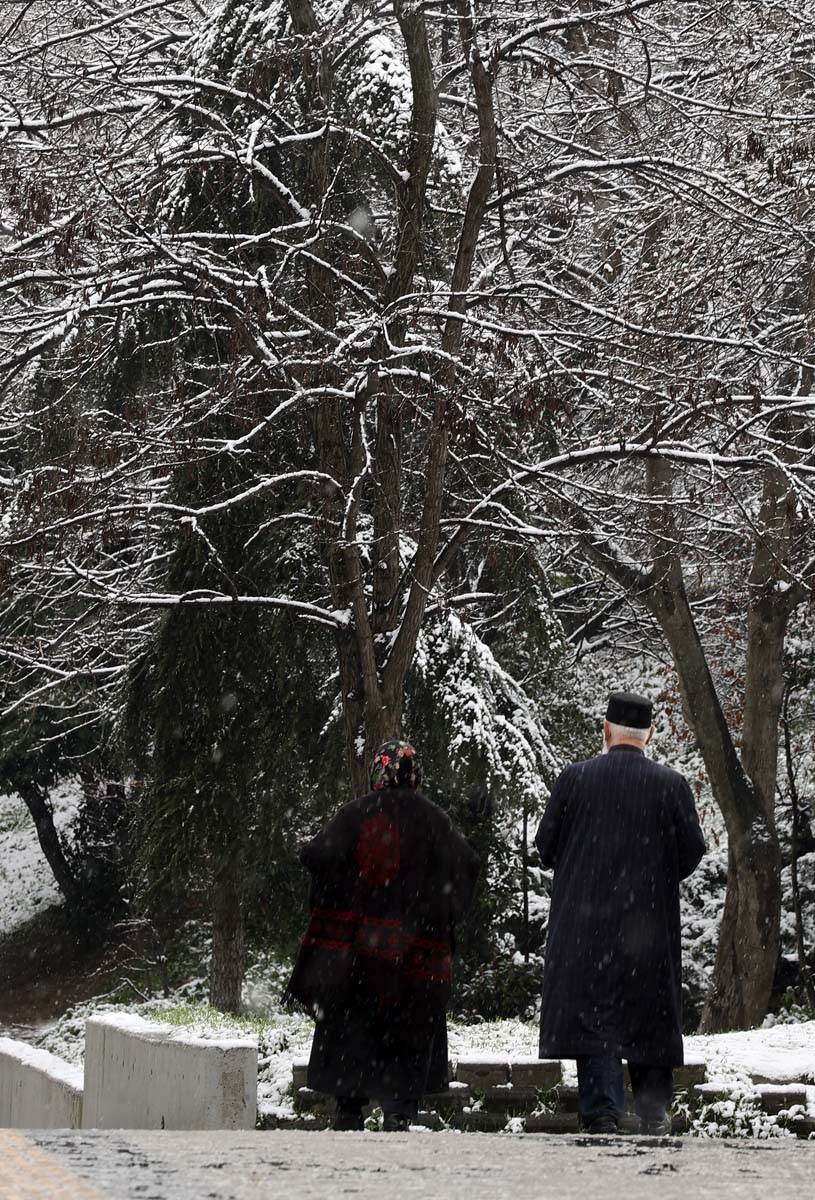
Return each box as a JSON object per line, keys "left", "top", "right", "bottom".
{"left": 523, "top": 1111, "right": 581, "bottom": 1134}
{"left": 267, "top": 1109, "right": 695, "bottom": 1135}
{"left": 263, "top": 1113, "right": 331, "bottom": 1131}
{"left": 275, "top": 1094, "right": 815, "bottom": 1138}
{"left": 509, "top": 1058, "right": 563, "bottom": 1090}
{"left": 749, "top": 1070, "right": 815, "bottom": 1085}
{"left": 295, "top": 1087, "right": 335, "bottom": 1116}
{"left": 553, "top": 1083, "right": 696, "bottom": 1116}
{"left": 294, "top": 1085, "right": 477, "bottom": 1117}
{"left": 292, "top": 1061, "right": 309, "bottom": 1092}
{"left": 451, "top": 1109, "right": 511, "bottom": 1133}
{"left": 454, "top": 1058, "right": 562, "bottom": 1089}
{"left": 553, "top": 1085, "right": 579, "bottom": 1112}
{"left": 277, "top": 1084, "right": 815, "bottom": 1137}
{"left": 292, "top": 1056, "right": 702, "bottom": 1096}
{"left": 293, "top": 1057, "right": 713, "bottom": 1121}
{"left": 295, "top": 1083, "right": 564, "bottom": 1118}
{"left": 752, "top": 1084, "right": 809, "bottom": 1115}
{"left": 481, "top": 1084, "right": 545, "bottom": 1113}
{"left": 454, "top": 1058, "right": 509, "bottom": 1088}
{"left": 422, "top": 1083, "right": 472, "bottom": 1111}
{"left": 785, "top": 1114, "right": 815, "bottom": 1137}
{"left": 672, "top": 1059, "right": 707, "bottom": 1089}
{"left": 524, "top": 1112, "right": 675, "bottom": 1135}
{"left": 292, "top": 1060, "right": 564, "bottom": 1117}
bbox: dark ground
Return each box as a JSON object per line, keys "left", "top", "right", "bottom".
{"left": 0, "top": 904, "right": 199, "bottom": 1038}
{"left": 0, "top": 908, "right": 118, "bottom": 1035}
{"left": 0, "top": 1129, "right": 811, "bottom": 1200}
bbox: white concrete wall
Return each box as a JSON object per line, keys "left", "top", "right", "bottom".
{"left": 82, "top": 1013, "right": 257, "bottom": 1131}
{"left": 0, "top": 1037, "right": 84, "bottom": 1128}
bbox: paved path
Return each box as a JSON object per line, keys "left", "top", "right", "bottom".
{"left": 1, "top": 1130, "right": 813, "bottom": 1200}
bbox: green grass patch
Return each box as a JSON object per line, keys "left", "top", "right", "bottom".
{"left": 161, "top": 1003, "right": 272, "bottom": 1037}
{"left": 157, "top": 1002, "right": 305, "bottom": 1056}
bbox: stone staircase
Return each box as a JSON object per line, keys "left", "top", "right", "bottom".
{"left": 275, "top": 1056, "right": 682, "bottom": 1133}
{"left": 270, "top": 1056, "right": 815, "bottom": 1136}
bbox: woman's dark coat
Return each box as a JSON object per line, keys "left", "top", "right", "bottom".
{"left": 536, "top": 744, "right": 706, "bottom": 1067}
{"left": 286, "top": 787, "right": 479, "bottom": 1100}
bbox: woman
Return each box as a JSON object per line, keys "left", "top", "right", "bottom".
{"left": 284, "top": 740, "right": 480, "bottom": 1131}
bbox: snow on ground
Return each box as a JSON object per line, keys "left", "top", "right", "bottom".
{"left": 36, "top": 999, "right": 552, "bottom": 1118}
{"left": 687, "top": 1021, "right": 815, "bottom": 1084}
{"left": 0, "top": 783, "right": 80, "bottom": 937}
{"left": 32, "top": 980, "right": 815, "bottom": 1127}
{"left": 447, "top": 1018, "right": 537, "bottom": 1062}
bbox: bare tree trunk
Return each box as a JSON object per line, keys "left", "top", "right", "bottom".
{"left": 209, "top": 856, "right": 245, "bottom": 1014}
{"left": 648, "top": 570, "right": 781, "bottom": 1030}
{"left": 706, "top": 466, "right": 796, "bottom": 1028}
{"left": 783, "top": 669, "right": 815, "bottom": 1008}
{"left": 701, "top": 831, "right": 781, "bottom": 1030}
{"left": 521, "top": 796, "right": 530, "bottom": 963}
{"left": 344, "top": 679, "right": 403, "bottom": 798}
{"left": 646, "top": 461, "right": 797, "bottom": 1029}
{"left": 580, "top": 457, "right": 797, "bottom": 1029}
{"left": 18, "top": 781, "right": 81, "bottom": 909}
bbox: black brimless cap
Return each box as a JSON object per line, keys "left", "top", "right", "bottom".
{"left": 605, "top": 691, "right": 653, "bottom": 729}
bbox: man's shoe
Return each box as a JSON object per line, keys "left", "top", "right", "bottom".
{"left": 583, "top": 1116, "right": 619, "bottom": 1134}
{"left": 332, "top": 1110, "right": 364, "bottom": 1132}
{"left": 639, "top": 1115, "right": 672, "bottom": 1136}
{"left": 382, "top": 1113, "right": 411, "bottom": 1132}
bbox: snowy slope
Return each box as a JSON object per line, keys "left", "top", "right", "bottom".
{"left": 686, "top": 1022, "right": 815, "bottom": 1085}
{"left": 0, "top": 783, "right": 80, "bottom": 937}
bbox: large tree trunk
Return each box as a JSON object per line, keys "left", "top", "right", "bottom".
{"left": 703, "top": 465, "right": 796, "bottom": 1029}
{"left": 18, "top": 781, "right": 81, "bottom": 909}
{"left": 649, "top": 572, "right": 781, "bottom": 1030}
{"left": 209, "top": 856, "right": 245, "bottom": 1014}
{"left": 783, "top": 672, "right": 815, "bottom": 1006}
{"left": 641, "top": 458, "right": 795, "bottom": 1030}
{"left": 338, "top": 632, "right": 405, "bottom": 798}
{"left": 573, "top": 458, "right": 794, "bottom": 1029}
{"left": 703, "top": 834, "right": 781, "bottom": 1030}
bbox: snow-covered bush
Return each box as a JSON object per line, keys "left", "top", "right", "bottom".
{"left": 688, "top": 1080, "right": 790, "bottom": 1140}
{"left": 407, "top": 604, "right": 595, "bottom": 1016}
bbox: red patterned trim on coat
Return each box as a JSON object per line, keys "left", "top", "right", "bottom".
{"left": 404, "top": 935, "right": 452, "bottom": 984}
{"left": 354, "top": 944, "right": 403, "bottom": 962}
{"left": 311, "top": 908, "right": 356, "bottom": 922}
{"left": 404, "top": 961, "right": 452, "bottom": 983}
{"left": 354, "top": 914, "right": 403, "bottom": 961}
{"left": 302, "top": 907, "right": 355, "bottom": 953}
{"left": 302, "top": 937, "right": 354, "bottom": 954}
{"left": 299, "top": 906, "right": 452, "bottom": 981}
{"left": 405, "top": 934, "right": 451, "bottom": 953}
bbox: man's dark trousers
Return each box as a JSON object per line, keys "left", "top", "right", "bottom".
{"left": 577, "top": 1056, "right": 673, "bottom": 1128}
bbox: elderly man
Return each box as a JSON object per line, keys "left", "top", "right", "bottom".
{"left": 536, "top": 691, "right": 705, "bottom": 1135}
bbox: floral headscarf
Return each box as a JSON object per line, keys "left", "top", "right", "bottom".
{"left": 370, "top": 740, "right": 422, "bottom": 791}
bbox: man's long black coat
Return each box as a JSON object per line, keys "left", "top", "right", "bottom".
{"left": 536, "top": 744, "right": 705, "bottom": 1067}
{"left": 286, "top": 787, "right": 480, "bottom": 1100}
